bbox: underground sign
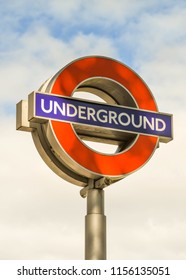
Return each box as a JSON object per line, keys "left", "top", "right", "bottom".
{"left": 17, "top": 56, "right": 173, "bottom": 187}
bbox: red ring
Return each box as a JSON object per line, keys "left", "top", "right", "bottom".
{"left": 50, "top": 56, "right": 158, "bottom": 177}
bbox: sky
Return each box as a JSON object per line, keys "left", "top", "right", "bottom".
{"left": 0, "top": 0, "right": 186, "bottom": 260}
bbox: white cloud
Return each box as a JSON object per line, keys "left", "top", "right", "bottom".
{"left": 115, "top": 4, "right": 186, "bottom": 112}
{"left": 0, "top": 24, "right": 119, "bottom": 106}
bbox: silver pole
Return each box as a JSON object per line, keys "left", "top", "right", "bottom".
{"left": 85, "top": 188, "right": 106, "bottom": 260}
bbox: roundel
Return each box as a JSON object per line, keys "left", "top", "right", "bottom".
{"left": 43, "top": 56, "right": 158, "bottom": 180}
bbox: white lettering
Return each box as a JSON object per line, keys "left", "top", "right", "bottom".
{"left": 78, "top": 106, "right": 87, "bottom": 119}
{"left": 143, "top": 117, "right": 155, "bottom": 130}
{"left": 97, "top": 110, "right": 108, "bottom": 123}
{"left": 118, "top": 113, "right": 130, "bottom": 126}
{"left": 109, "top": 111, "right": 118, "bottom": 124}
{"left": 131, "top": 114, "right": 142, "bottom": 128}
{"left": 41, "top": 98, "right": 53, "bottom": 113}
{"left": 53, "top": 101, "right": 66, "bottom": 115}
{"left": 156, "top": 118, "right": 166, "bottom": 131}
{"left": 87, "top": 107, "right": 96, "bottom": 121}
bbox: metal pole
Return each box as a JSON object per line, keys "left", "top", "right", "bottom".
{"left": 85, "top": 188, "right": 106, "bottom": 260}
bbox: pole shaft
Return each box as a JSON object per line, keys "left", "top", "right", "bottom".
{"left": 85, "top": 189, "right": 106, "bottom": 260}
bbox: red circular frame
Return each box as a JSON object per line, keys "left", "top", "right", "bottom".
{"left": 49, "top": 56, "right": 158, "bottom": 177}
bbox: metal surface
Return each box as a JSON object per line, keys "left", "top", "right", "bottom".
{"left": 31, "top": 122, "right": 89, "bottom": 186}
{"left": 16, "top": 98, "right": 89, "bottom": 186}
{"left": 16, "top": 100, "right": 33, "bottom": 132}
{"left": 85, "top": 187, "right": 106, "bottom": 260}
{"left": 76, "top": 77, "right": 137, "bottom": 108}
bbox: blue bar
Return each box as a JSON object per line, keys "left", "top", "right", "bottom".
{"left": 35, "top": 92, "right": 172, "bottom": 140}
